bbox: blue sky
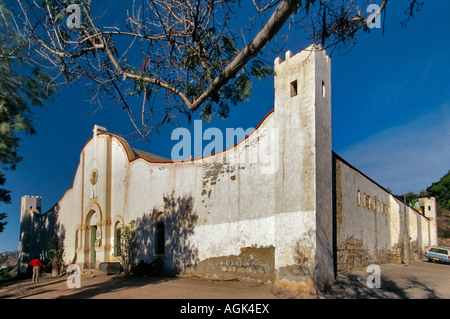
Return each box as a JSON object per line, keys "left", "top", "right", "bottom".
{"left": 1, "top": 1, "right": 449, "bottom": 252}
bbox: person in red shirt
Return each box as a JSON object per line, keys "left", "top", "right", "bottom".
{"left": 29, "top": 256, "right": 45, "bottom": 282}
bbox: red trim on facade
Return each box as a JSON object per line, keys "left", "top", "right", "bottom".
{"left": 49, "top": 109, "right": 276, "bottom": 209}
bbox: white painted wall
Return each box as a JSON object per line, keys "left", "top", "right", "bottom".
{"left": 19, "top": 45, "right": 437, "bottom": 286}
{"left": 336, "top": 155, "right": 436, "bottom": 269}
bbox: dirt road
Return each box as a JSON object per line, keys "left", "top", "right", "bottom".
{"left": 0, "top": 261, "right": 448, "bottom": 299}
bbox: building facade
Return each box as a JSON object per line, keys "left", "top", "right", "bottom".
{"left": 18, "top": 45, "right": 438, "bottom": 289}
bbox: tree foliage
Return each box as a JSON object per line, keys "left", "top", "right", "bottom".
{"left": 0, "top": 1, "right": 57, "bottom": 232}
{"left": 0, "top": 172, "right": 11, "bottom": 232}
{"left": 118, "top": 221, "right": 137, "bottom": 274}
{"left": 14, "top": 0, "right": 424, "bottom": 141}
{"left": 427, "top": 170, "right": 450, "bottom": 210}
{"left": 396, "top": 169, "right": 450, "bottom": 214}
{"left": 1, "top": 2, "right": 57, "bottom": 168}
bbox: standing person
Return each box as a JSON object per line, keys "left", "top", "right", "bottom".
{"left": 29, "top": 256, "right": 45, "bottom": 283}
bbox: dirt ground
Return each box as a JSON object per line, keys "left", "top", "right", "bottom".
{"left": 0, "top": 261, "right": 448, "bottom": 299}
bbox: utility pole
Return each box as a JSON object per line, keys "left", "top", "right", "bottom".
{"left": 403, "top": 194, "right": 410, "bottom": 266}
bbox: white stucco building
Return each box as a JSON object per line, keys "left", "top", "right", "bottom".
{"left": 18, "top": 45, "right": 438, "bottom": 289}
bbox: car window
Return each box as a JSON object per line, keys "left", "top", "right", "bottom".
{"left": 430, "top": 248, "right": 448, "bottom": 255}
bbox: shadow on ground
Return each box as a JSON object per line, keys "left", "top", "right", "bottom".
{"left": 0, "top": 277, "right": 68, "bottom": 299}
{"left": 56, "top": 274, "right": 177, "bottom": 299}
{"left": 0, "top": 273, "right": 178, "bottom": 299}
{"left": 2, "top": 262, "right": 448, "bottom": 299}
{"left": 320, "top": 272, "right": 442, "bottom": 299}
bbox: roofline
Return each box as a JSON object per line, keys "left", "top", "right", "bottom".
{"left": 332, "top": 151, "right": 428, "bottom": 218}
{"left": 46, "top": 108, "right": 276, "bottom": 210}
{"left": 99, "top": 109, "right": 275, "bottom": 164}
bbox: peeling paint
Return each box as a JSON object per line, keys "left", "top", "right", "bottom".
{"left": 184, "top": 246, "right": 275, "bottom": 283}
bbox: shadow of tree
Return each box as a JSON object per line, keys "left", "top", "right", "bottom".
{"left": 16, "top": 289, "right": 58, "bottom": 299}
{"left": 406, "top": 278, "right": 440, "bottom": 299}
{"left": 0, "top": 276, "right": 68, "bottom": 298}
{"left": 134, "top": 191, "right": 199, "bottom": 275}
{"left": 20, "top": 203, "right": 66, "bottom": 276}
{"left": 55, "top": 275, "right": 177, "bottom": 299}
{"left": 320, "top": 271, "right": 442, "bottom": 299}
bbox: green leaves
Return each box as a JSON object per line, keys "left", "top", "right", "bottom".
{"left": 250, "top": 60, "right": 274, "bottom": 80}
{"left": 175, "top": 16, "right": 274, "bottom": 123}
{"left": 0, "top": 3, "right": 57, "bottom": 170}
{"left": 0, "top": 1, "right": 57, "bottom": 231}
{"left": 119, "top": 221, "right": 137, "bottom": 274}
{"left": 0, "top": 60, "right": 56, "bottom": 168}
{"left": 182, "top": 48, "right": 200, "bottom": 72}
{"left": 222, "top": 35, "right": 237, "bottom": 56}
{"left": 236, "top": 74, "right": 252, "bottom": 102}
{"left": 427, "top": 170, "right": 450, "bottom": 210}
{"left": 198, "top": 58, "right": 273, "bottom": 123}
{"left": 0, "top": 170, "right": 10, "bottom": 232}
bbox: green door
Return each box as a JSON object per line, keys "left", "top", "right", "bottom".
{"left": 91, "top": 226, "right": 97, "bottom": 268}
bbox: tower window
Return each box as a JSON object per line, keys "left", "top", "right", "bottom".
{"left": 290, "top": 80, "right": 298, "bottom": 97}
{"left": 322, "top": 81, "right": 326, "bottom": 97}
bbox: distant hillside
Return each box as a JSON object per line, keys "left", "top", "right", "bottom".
{"left": 437, "top": 204, "right": 450, "bottom": 247}
{"left": 396, "top": 169, "right": 450, "bottom": 247}
{"left": 427, "top": 170, "right": 450, "bottom": 210}
{"left": 427, "top": 169, "right": 450, "bottom": 247}
{"left": 0, "top": 251, "right": 18, "bottom": 279}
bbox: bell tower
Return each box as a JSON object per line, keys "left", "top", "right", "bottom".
{"left": 18, "top": 195, "right": 42, "bottom": 273}
{"left": 273, "top": 44, "right": 334, "bottom": 289}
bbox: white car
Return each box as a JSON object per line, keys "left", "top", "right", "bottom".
{"left": 424, "top": 247, "right": 450, "bottom": 264}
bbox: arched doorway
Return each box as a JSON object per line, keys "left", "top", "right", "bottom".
{"left": 114, "top": 220, "right": 122, "bottom": 257}
{"left": 85, "top": 209, "right": 100, "bottom": 269}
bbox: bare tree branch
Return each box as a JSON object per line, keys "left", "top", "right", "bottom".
{"left": 13, "top": 0, "right": 421, "bottom": 143}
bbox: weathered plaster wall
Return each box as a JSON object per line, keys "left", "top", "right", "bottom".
{"left": 269, "top": 46, "right": 334, "bottom": 288}
{"left": 22, "top": 46, "right": 334, "bottom": 287}
{"left": 44, "top": 111, "right": 280, "bottom": 281}
{"left": 121, "top": 113, "right": 279, "bottom": 279}
{"left": 334, "top": 154, "right": 436, "bottom": 271}
{"left": 18, "top": 196, "right": 39, "bottom": 272}
{"left": 19, "top": 45, "right": 438, "bottom": 287}
{"left": 334, "top": 155, "right": 392, "bottom": 272}
{"left": 420, "top": 197, "right": 438, "bottom": 246}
